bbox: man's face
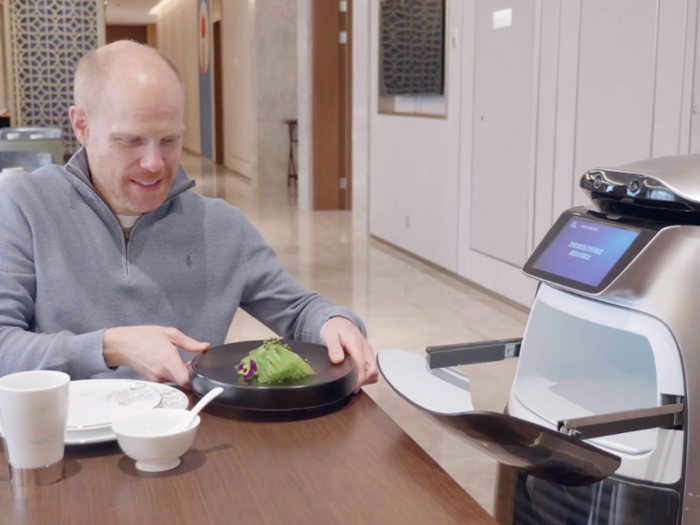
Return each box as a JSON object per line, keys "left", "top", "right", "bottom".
{"left": 72, "top": 81, "right": 185, "bottom": 216}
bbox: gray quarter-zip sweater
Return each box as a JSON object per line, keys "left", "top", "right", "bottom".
{"left": 0, "top": 148, "right": 366, "bottom": 379}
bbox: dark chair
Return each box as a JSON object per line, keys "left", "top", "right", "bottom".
{"left": 0, "top": 151, "right": 54, "bottom": 173}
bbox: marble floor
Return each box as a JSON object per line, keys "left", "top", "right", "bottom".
{"left": 181, "top": 151, "right": 529, "bottom": 515}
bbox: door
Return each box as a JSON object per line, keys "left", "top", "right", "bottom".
{"left": 470, "top": 0, "right": 537, "bottom": 267}
{"left": 105, "top": 25, "right": 148, "bottom": 45}
{"left": 311, "top": 0, "right": 353, "bottom": 211}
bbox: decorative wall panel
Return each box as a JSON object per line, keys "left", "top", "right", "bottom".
{"left": 4, "top": 0, "right": 105, "bottom": 156}
{"left": 379, "top": 0, "right": 445, "bottom": 96}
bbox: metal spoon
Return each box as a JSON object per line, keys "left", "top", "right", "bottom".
{"left": 170, "top": 387, "right": 223, "bottom": 433}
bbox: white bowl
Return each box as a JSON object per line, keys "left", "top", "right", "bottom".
{"left": 111, "top": 408, "right": 200, "bottom": 472}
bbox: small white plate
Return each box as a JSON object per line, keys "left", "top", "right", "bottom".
{"left": 65, "top": 382, "right": 190, "bottom": 445}
{"left": 67, "top": 380, "right": 162, "bottom": 430}
{"left": 0, "top": 381, "right": 189, "bottom": 446}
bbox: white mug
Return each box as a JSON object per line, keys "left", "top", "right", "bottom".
{"left": 0, "top": 370, "right": 70, "bottom": 485}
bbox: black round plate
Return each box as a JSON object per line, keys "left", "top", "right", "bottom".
{"left": 189, "top": 340, "right": 357, "bottom": 412}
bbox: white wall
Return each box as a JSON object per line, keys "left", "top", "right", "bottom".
{"left": 155, "top": 0, "right": 201, "bottom": 155}
{"left": 362, "top": 0, "right": 700, "bottom": 308}
{"left": 221, "top": 0, "right": 257, "bottom": 180}
{"left": 296, "top": 0, "right": 312, "bottom": 211}
{"left": 156, "top": 0, "right": 296, "bottom": 187}
{"left": 368, "top": 1, "right": 464, "bottom": 272}
{"left": 105, "top": 5, "right": 156, "bottom": 25}
{"left": 0, "top": 12, "right": 7, "bottom": 112}
{"left": 256, "top": 0, "right": 297, "bottom": 187}
{"left": 351, "top": 0, "right": 371, "bottom": 238}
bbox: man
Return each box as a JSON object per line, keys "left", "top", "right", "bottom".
{"left": 0, "top": 40, "right": 378, "bottom": 390}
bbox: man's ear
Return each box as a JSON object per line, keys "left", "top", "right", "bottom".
{"left": 69, "top": 106, "right": 88, "bottom": 145}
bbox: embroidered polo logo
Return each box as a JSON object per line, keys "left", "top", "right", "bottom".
{"left": 186, "top": 255, "right": 193, "bottom": 268}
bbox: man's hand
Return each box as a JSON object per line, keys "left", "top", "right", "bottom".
{"left": 103, "top": 326, "right": 210, "bottom": 387}
{"left": 320, "top": 317, "right": 378, "bottom": 392}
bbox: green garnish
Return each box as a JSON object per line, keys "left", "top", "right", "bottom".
{"left": 237, "top": 338, "right": 316, "bottom": 384}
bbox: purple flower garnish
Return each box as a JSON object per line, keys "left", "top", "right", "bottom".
{"left": 237, "top": 360, "right": 258, "bottom": 379}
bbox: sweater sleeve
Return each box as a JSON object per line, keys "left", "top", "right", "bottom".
{"left": 0, "top": 189, "right": 112, "bottom": 378}
{"left": 236, "top": 209, "right": 367, "bottom": 343}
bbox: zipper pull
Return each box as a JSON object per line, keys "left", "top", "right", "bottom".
{"left": 124, "top": 230, "right": 130, "bottom": 242}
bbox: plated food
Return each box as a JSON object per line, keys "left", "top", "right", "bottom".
{"left": 237, "top": 338, "right": 316, "bottom": 384}
{"left": 190, "top": 339, "right": 356, "bottom": 413}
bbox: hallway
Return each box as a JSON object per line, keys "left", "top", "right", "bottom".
{"left": 182, "top": 150, "right": 527, "bottom": 514}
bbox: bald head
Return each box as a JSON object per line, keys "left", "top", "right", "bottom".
{"left": 74, "top": 40, "right": 184, "bottom": 115}
{"left": 68, "top": 40, "right": 187, "bottom": 216}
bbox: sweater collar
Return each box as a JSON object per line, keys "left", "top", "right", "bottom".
{"left": 65, "top": 146, "right": 196, "bottom": 203}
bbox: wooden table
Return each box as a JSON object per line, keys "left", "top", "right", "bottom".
{"left": 0, "top": 392, "right": 497, "bottom": 525}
